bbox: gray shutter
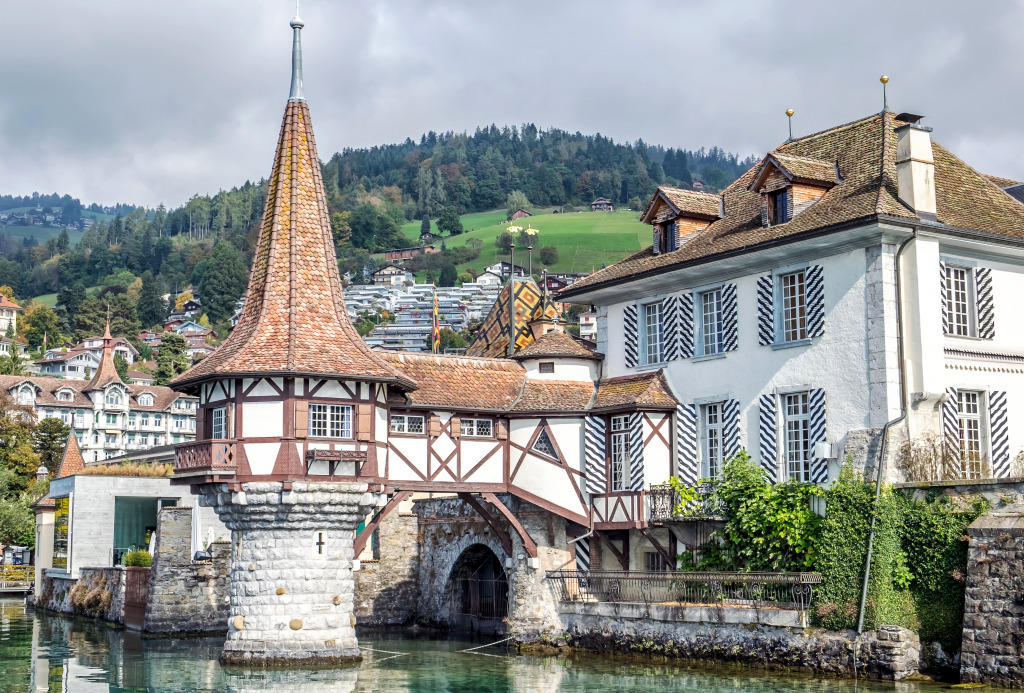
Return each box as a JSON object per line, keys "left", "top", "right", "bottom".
{"left": 667, "top": 222, "right": 678, "bottom": 251}
{"left": 940, "top": 261, "right": 949, "bottom": 335}
{"left": 990, "top": 391, "right": 1009, "bottom": 478}
{"left": 976, "top": 267, "right": 995, "bottom": 339}
{"left": 575, "top": 538, "right": 591, "bottom": 572}
{"left": 722, "top": 283, "right": 738, "bottom": 352}
{"left": 723, "top": 399, "right": 740, "bottom": 460}
{"left": 629, "top": 411, "right": 644, "bottom": 492}
{"left": 808, "top": 388, "right": 828, "bottom": 483}
{"left": 757, "top": 275, "right": 774, "bottom": 345}
{"left": 624, "top": 304, "right": 638, "bottom": 368}
{"left": 758, "top": 394, "right": 778, "bottom": 482}
{"left": 806, "top": 265, "right": 825, "bottom": 338}
{"left": 662, "top": 294, "right": 680, "bottom": 362}
{"left": 678, "top": 292, "right": 694, "bottom": 359}
{"left": 584, "top": 415, "right": 607, "bottom": 494}
{"left": 652, "top": 227, "right": 661, "bottom": 256}
{"left": 675, "top": 404, "right": 698, "bottom": 485}
{"left": 942, "top": 387, "right": 959, "bottom": 470}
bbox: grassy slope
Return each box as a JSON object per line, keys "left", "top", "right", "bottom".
{"left": 30, "top": 285, "right": 101, "bottom": 308}
{"left": 399, "top": 209, "right": 648, "bottom": 275}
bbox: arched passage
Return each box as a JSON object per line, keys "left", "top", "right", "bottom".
{"left": 447, "top": 543, "right": 509, "bottom": 635}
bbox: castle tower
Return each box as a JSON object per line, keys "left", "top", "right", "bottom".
{"left": 170, "top": 8, "right": 415, "bottom": 665}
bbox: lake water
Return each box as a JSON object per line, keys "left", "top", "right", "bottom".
{"left": 0, "top": 599, "right": 939, "bottom": 692}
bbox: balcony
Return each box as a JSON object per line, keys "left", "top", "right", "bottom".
{"left": 648, "top": 482, "right": 723, "bottom": 522}
{"left": 173, "top": 440, "right": 236, "bottom": 478}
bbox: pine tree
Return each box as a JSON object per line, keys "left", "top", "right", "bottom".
{"left": 113, "top": 354, "right": 131, "bottom": 382}
{"left": 197, "top": 241, "right": 248, "bottom": 323}
{"left": 154, "top": 332, "right": 191, "bottom": 385}
{"left": 420, "top": 216, "right": 431, "bottom": 237}
{"left": 137, "top": 271, "right": 166, "bottom": 328}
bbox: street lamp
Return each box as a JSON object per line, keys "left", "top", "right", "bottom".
{"left": 524, "top": 226, "right": 538, "bottom": 276}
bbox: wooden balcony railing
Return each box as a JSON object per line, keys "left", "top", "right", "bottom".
{"left": 174, "top": 440, "right": 236, "bottom": 476}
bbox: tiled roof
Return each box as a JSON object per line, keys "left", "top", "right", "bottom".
{"left": 0, "top": 295, "right": 22, "bottom": 311}
{"left": 465, "top": 278, "right": 561, "bottom": 358}
{"left": 647, "top": 186, "right": 722, "bottom": 220}
{"left": 762, "top": 152, "right": 839, "bottom": 186}
{"left": 561, "top": 111, "right": 1024, "bottom": 298}
{"left": 984, "top": 174, "right": 1022, "bottom": 189}
{"left": 0, "top": 374, "right": 191, "bottom": 410}
{"left": 511, "top": 379, "right": 595, "bottom": 413}
{"left": 512, "top": 330, "right": 603, "bottom": 361}
{"left": 172, "top": 100, "right": 414, "bottom": 390}
{"left": 55, "top": 434, "right": 84, "bottom": 479}
{"left": 592, "top": 371, "right": 677, "bottom": 411}
{"left": 378, "top": 351, "right": 524, "bottom": 412}
{"left": 85, "top": 323, "right": 123, "bottom": 391}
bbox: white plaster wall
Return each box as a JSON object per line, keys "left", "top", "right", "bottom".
{"left": 511, "top": 453, "right": 585, "bottom": 516}
{"left": 390, "top": 436, "right": 428, "bottom": 481}
{"left": 242, "top": 402, "right": 283, "bottom": 438}
{"left": 643, "top": 413, "right": 672, "bottom": 488}
{"left": 460, "top": 440, "right": 502, "bottom": 483}
{"left": 548, "top": 418, "right": 585, "bottom": 474}
{"left": 521, "top": 359, "right": 597, "bottom": 382}
{"left": 244, "top": 442, "right": 280, "bottom": 475}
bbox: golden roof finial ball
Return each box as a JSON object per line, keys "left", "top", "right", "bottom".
{"left": 880, "top": 75, "right": 890, "bottom": 84}
{"left": 785, "top": 109, "right": 794, "bottom": 117}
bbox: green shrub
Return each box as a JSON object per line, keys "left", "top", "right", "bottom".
{"left": 124, "top": 549, "right": 153, "bottom": 567}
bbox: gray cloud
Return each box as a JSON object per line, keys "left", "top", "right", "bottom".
{"left": 1, "top": 0, "right": 1021, "bottom": 208}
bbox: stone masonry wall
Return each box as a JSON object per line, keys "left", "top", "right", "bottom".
{"left": 960, "top": 508, "right": 1024, "bottom": 686}
{"left": 143, "top": 506, "right": 231, "bottom": 635}
{"left": 38, "top": 567, "right": 127, "bottom": 624}
{"left": 354, "top": 512, "right": 420, "bottom": 626}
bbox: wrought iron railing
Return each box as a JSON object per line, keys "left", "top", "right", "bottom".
{"left": 173, "top": 440, "right": 236, "bottom": 475}
{"left": 546, "top": 570, "right": 820, "bottom": 610}
{"left": 648, "top": 482, "right": 724, "bottom": 521}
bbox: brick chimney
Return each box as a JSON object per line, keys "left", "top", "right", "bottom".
{"left": 895, "top": 113, "right": 936, "bottom": 220}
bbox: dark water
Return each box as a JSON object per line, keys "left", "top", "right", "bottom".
{"left": 0, "top": 599, "right": 938, "bottom": 692}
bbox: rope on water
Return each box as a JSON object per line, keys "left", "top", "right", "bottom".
{"left": 455, "top": 635, "right": 514, "bottom": 657}
{"left": 360, "top": 645, "right": 411, "bottom": 663}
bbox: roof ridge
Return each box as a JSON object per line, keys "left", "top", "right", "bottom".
{"left": 777, "top": 112, "right": 883, "bottom": 149}
{"left": 874, "top": 111, "right": 894, "bottom": 214}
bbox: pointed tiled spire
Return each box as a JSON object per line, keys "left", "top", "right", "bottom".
{"left": 172, "top": 14, "right": 414, "bottom": 390}
{"left": 55, "top": 432, "right": 84, "bottom": 479}
{"left": 86, "top": 318, "right": 124, "bottom": 390}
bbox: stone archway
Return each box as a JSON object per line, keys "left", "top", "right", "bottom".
{"left": 446, "top": 544, "right": 509, "bottom": 635}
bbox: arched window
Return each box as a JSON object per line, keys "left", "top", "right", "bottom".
{"left": 58, "top": 390, "right": 73, "bottom": 402}
{"left": 105, "top": 389, "right": 123, "bottom": 406}
{"left": 17, "top": 386, "right": 34, "bottom": 405}
{"left": 138, "top": 393, "right": 154, "bottom": 407}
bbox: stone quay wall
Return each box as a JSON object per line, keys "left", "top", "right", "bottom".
{"left": 38, "top": 567, "right": 126, "bottom": 624}
{"left": 960, "top": 508, "right": 1024, "bottom": 686}
{"left": 353, "top": 511, "right": 420, "bottom": 626}
{"left": 143, "top": 506, "right": 231, "bottom": 635}
{"left": 559, "top": 604, "right": 920, "bottom": 680}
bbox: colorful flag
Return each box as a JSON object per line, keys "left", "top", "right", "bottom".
{"left": 43, "top": 331, "right": 47, "bottom": 350}
{"left": 432, "top": 291, "right": 441, "bottom": 354}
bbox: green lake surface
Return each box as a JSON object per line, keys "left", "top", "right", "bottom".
{"left": 0, "top": 599, "right": 943, "bottom": 692}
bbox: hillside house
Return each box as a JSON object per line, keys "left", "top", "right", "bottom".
{"left": 0, "top": 295, "right": 26, "bottom": 357}
{"left": 384, "top": 245, "right": 438, "bottom": 262}
{"left": 373, "top": 264, "right": 411, "bottom": 286}
{"left": 590, "top": 197, "right": 615, "bottom": 211}
{"left": 509, "top": 208, "right": 533, "bottom": 220}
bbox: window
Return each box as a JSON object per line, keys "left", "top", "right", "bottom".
{"left": 783, "top": 392, "right": 811, "bottom": 482}
{"left": 698, "top": 289, "right": 723, "bottom": 355}
{"left": 539, "top": 362, "right": 555, "bottom": 374}
{"left": 74, "top": 412, "right": 84, "bottom": 427}
{"left": 58, "top": 391, "right": 72, "bottom": 402}
{"left": 211, "top": 407, "right": 226, "bottom": 439}
{"left": 645, "top": 551, "right": 669, "bottom": 572}
{"left": 769, "top": 189, "right": 790, "bottom": 225}
{"left": 105, "top": 389, "right": 122, "bottom": 406}
{"left": 154, "top": 415, "right": 162, "bottom": 426}
{"left": 641, "top": 302, "right": 663, "bottom": 365}
{"left": 106, "top": 413, "right": 118, "bottom": 425}
{"left": 780, "top": 271, "right": 807, "bottom": 343}
{"left": 309, "top": 403, "right": 352, "bottom": 438}
{"left": 460, "top": 418, "right": 493, "bottom": 437}
{"left": 957, "top": 391, "right": 985, "bottom": 479}
{"left": 610, "top": 415, "right": 630, "bottom": 492}
{"left": 105, "top": 433, "right": 117, "bottom": 445}
{"left": 17, "top": 386, "right": 33, "bottom": 405}
{"left": 533, "top": 429, "right": 559, "bottom": 460}
{"left": 390, "top": 414, "right": 425, "bottom": 434}
{"left": 138, "top": 394, "right": 154, "bottom": 407}
{"left": 702, "top": 403, "right": 724, "bottom": 479}
{"left": 945, "top": 266, "right": 974, "bottom": 337}
{"left": 60, "top": 411, "right": 72, "bottom": 425}
{"left": 141, "top": 414, "right": 150, "bottom": 427}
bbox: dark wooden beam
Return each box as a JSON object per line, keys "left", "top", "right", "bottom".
{"left": 594, "top": 530, "right": 629, "bottom": 570}
{"left": 640, "top": 528, "right": 673, "bottom": 566}
{"left": 481, "top": 492, "right": 539, "bottom": 558}
{"left": 457, "top": 493, "right": 514, "bottom": 557}
{"left": 353, "top": 490, "right": 413, "bottom": 557}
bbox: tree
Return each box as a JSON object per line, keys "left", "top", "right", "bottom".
{"left": 437, "top": 206, "right": 463, "bottom": 236}
{"left": 539, "top": 246, "right": 558, "bottom": 265}
{"left": 420, "top": 216, "right": 431, "bottom": 237}
{"left": 438, "top": 263, "right": 458, "bottom": 288}
{"left": 56, "top": 283, "right": 87, "bottom": 326}
{"left": 0, "top": 286, "right": 17, "bottom": 303}
{"left": 0, "top": 351, "right": 25, "bottom": 376}
{"left": 198, "top": 314, "right": 212, "bottom": 329}
{"left": 32, "top": 418, "right": 70, "bottom": 475}
{"left": 114, "top": 353, "right": 131, "bottom": 382}
{"left": 197, "top": 241, "right": 248, "bottom": 323}
{"left": 330, "top": 211, "right": 352, "bottom": 247}
{"left": 0, "top": 394, "right": 40, "bottom": 493}
{"left": 175, "top": 290, "right": 194, "bottom": 311}
{"left": 4, "top": 322, "right": 13, "bottom": 339}
{"left": 505, "top": 190, "right": 531, "bottom": 218}
{"left": 154, "top": 332, "right": 191, "bottom": 385}
{"left": 56, "top": 228, "right": 70, "bottom": 254}
{"left": 75, "top": 294, "right": 139, "bottom": 342}
{"left": 457, "top": 272, "right": 474, "bottom": 285}
{"left": 22, "top": 304, "right": 64, "bottom": 350}
{"left": 136, "top": 271, "right": 166, "bottom": 328}
{"left": 439, "top": 328, "right": 467, "bottom": 351}
{"left": 495, "top": 232, "right": 513, "bottom": 251}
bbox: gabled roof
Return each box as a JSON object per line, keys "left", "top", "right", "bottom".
{"left": 512, "top": 330, "right": 603, "bottom": 361}
{"left": 749, "top": 152, "right": 839, "bottom": 191}
{"left": 0, "top": 374, "right": 190, "bottom": 409}
{"left": 640, "top": 186, "right": 722, "bottom": 224}
{"left": 0, "top": 295, "right": 22, "bottom": 311}
{"left": 592, "top": 371, "right": 677, "bottom": 411}
{"left": 379, "top": 351, "right": 524, "bottom": 411}
{"left": 171, "top": 99, "right": 414, "bottom": 390}
{"left": 561, "top": 111, "right": 1024, "bottom": 298}
{"left": 465, "top": 278, "right": 560, "bottom": 358}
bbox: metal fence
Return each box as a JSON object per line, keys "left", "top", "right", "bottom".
{"left": 0, "top": 565, "right": 35, "bottom": 592}
{"left": 648, "top": 482, "right": 724, "bottom": 521}
{"left": 546, "top": 570, "right": 820, "bottom": 610}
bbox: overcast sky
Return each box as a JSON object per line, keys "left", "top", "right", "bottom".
{"left": 1, "top": 1, "right": 1022, "bottom": 208}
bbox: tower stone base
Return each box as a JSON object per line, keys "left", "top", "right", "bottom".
{"left": 199, "top": 481, "right": 378, "bottom": 665}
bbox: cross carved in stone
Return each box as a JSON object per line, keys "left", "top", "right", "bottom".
{"left": 316, "top": 532, "right": 325, "bottom": 554}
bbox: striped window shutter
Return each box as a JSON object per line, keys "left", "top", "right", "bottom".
{"left": 808, "top": 389, "right": 828, "bottom": 483}
{"left": 675, "top": 404, "right": 698, "bottom": 485}
{"left": 990, "top": 391, "right": 1009, "bottom": 478}
{"left": 662, "top": 294, "right": 680, "bottom": 362}
{"left": 723, "top": 399, "right": 740, "bottom": 459}
{"left": 758, "top": 394, "right": 778, "bottom": 482}
{"left": 584, "top": 416, "right": 607, "bottom": 494}
{"left": 757, "top": 275, "right": 774, "bottom": 345}
{"left": 624, "top": 305, "right": 639, "bottom": 367}
{"left": 667, "top": 222, "right": 678, "bottom": 252}
{"left": 652, "top": 227, "right": 661, "bottom": 255}
{"left": 629, "top": 411, "right": 645, "bottom": 492}
{"left": 722, "top": 284, "right": 738, "bottom": 352}
{"left": 575, "top": 537, "right": 591, "bottom": 572}
{"left": 976, "top": 267, "right": 995, "bottom": 339}
{"left": 806, "top": 265, "right": 825, "bottom": 338}
{"left": 942, "top": 387, "right": 959, "bottom": 468}
{"left": 940, "top": 261, "right": 949, "bottom": 335}
{"left": 678, "top": 292, "right": 695, "bottom": 359}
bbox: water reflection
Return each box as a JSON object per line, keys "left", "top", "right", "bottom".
{"left": 0, "top": 599, "right": 940, "bottom": 692}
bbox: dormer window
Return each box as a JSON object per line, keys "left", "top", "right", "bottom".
{"left": 768, "top": 189, "right": 790, "bottom": 225}
{"left": 105, "top": 389, "right": 123, "bottom": 406}
{"left": 17, "top": 386, "right": 34, "bottom": 405}
{"left": 58, "top": 390, "right": 73, "bottom": 402}
{"left": 138, "top": 393, "right": 154, "bottom": 407}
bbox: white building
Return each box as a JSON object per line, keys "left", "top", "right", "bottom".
{"left": 0, "top": 294, "right": 25, "bottom": 357}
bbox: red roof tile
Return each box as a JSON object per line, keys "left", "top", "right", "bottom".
{"left": 592, "top": 371, "right": 677, "bottom": 411}
{"left": 512, "top": 330, "right": 603, "bottom": 361}
{"left": 0, "top": 295, "right": 22, "bottom": 311}
{"left": 55, "top": 435, "right": 84, "bottom": 479}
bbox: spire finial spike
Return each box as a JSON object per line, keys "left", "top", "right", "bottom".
{"left": 880, "top": 74, "right": 890, "bottom": 113}
{"left": 785, "top": 108, "right": 795, "bottom": 142}
{"left": 289, "top": 1, "right": 305, "bottom": 102}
